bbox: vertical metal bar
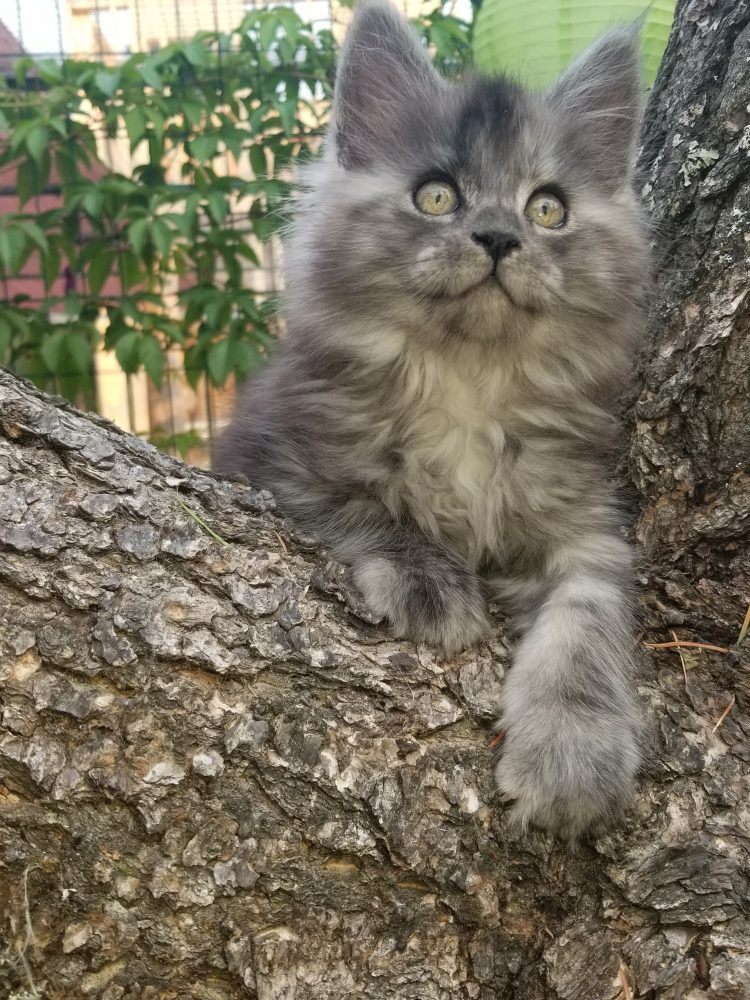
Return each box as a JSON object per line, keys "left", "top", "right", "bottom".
{"left": 14, "top": 0, "right": 24, "bottom": 49}
{"left": 166, "top": 363, "right": 177, "bottom": 456}
{"left": 93, "top": 0, "right": 105, "bottom": 62}
{"left": 204, "top": 376, "right": 215, "bottom": 464}
{"left": 133, "top": 0, "right": 144, "bottom": 52}
{"left": 55, "top": 0, "right": 65, "bottom": 61}
{"left": 126, "top": 374, "right": 137, "bottom": 435}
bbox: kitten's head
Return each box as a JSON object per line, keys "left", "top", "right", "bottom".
{"left": 288, "top": 0, "right": 648, "bottom": 356}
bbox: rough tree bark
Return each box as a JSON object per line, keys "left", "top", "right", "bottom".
{"left": 633, "top": 0, "right": 750, "bottom": 635}
{"left": 1, "top": 1, "right": 749, "bottom": 998}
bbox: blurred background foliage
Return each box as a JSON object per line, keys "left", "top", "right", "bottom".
{"left": 0, "top": 4, "right": 471, "bottom": 404}
{"left": 0, "top": 0, "right": 672, "bottom": 462}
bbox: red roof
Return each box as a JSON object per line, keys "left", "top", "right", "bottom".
{"left": 0, "top": 17, "right": 24, "bottom": 74}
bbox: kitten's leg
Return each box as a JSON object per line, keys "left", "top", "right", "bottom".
{"left": 494, "top": 531, "right": 641, "bottom": 839}
{"left": 295, "top": 493, "right": 491, "bottom": 656}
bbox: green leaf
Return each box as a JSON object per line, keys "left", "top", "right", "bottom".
{"left": 184, "top": 40, "right": 210, "bottom": 66}
{"left": 275, "top": 8, "right": 302, "bottom": 40}
{"left": 0, "top": 228, "right": 25, "bottom": 274}
{"left": 250, "top": 215, "right": 279, "bottom": 242}
{"left": 139, "top": 59, "right": 163, "bottom": 89}
{"left": 65, "top": 332, "right": 93, "bottom": 375}
{"left": 182, "top": 101, "right": 204, "bottom": 128}
{"left": 0, "top": 316, "right": 12, "bottom": 358}
{"left": 16, "top": 158, "right": 50, "bottom": 207}
{"left": 49, "top": 116, "right": 67, "bottom": 138}
{"left": 150, "top": 219, "right": 173, "bottom": 259}
{"left": 95, "top": 68, "right": 121, "bottom": 97}
{"left": 124, "top": 106, "right": 147, "bottom": 149}
{"left": 169, "top": 195, "right": 200, "bottom": 237}
{"left": 184, "top": 342, "right": 206, "bottom": 388}
{"left": 16, "top": 161, "right": 38, "bottom": 207}
{"left": 144, "top": 105, "right": 165, "bottom": 142}
{"left": 10, "top": 119, "right": 35, "bottom": 154}
{"left": 42, "top": 244, "right": 61, "bottom": 291}
{"left": 190, "top": 133, "right": 218, "bottom": 161}
{"left": 26, "top": 125, "right": 49, "bottom": 168}
{"left": 220, "top": 247, "right": 241, "bottom": 287}
{"left": 114, "top": 329, "right": 140, "bottom": 373}
{"left": 249, "top": 144, "right": 267, "bottom": 177}
{"left": 277, "top": 98, "right": 297, "bottom": 137}
{"left": 14, "top": 220, "right": 49, "bottom": 255}
{"left": 145, "top": 42, "right": 179, "bottom": 68}
{"left": 139, "top": 331, "right": 164, "bottom": 387}
{"left": 88, "top": 250, "right": 116, "bottom": 296}
{"left": 82, "top": 188, "right": 104, "bottom": 219}
{"left": 14, "top": 56, "right": 35, "bottom": 85}
{"left": 259, "top": 15, "right": 278, "bottom": 53}
{"left": 222, "top": 127, "right": 244, "bottom": 162}
{"left": 234, "top": 339, "right": 263, "bottom": 378}
{"left": 127, "top": 218, "right": 150, "bottom": 257}
{"left": 204, "top": 293, "right": 230, "bottom": 330}
{"left": 206, "top": 190, "right": 228, "bottom": 225}
{"left": 119, "top": 250, "right": 142, "bottom": 290}
{"left": 207, "top": 338, "right": 231, "bottom": 387}
{"left": 37, "top": 59, "right": 64, "bottom": 85}
{"left": 40, "top": 329, "right": 67, "bottom": 373}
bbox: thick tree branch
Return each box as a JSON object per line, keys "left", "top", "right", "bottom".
{"left": 0, "top": 364, "right": 748, "bottom": 999}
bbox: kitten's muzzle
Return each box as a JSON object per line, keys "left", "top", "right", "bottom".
{"left": 471, "top": 230, "right": 521, "bottom": 263}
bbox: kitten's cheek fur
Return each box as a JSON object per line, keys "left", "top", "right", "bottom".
{"left": 494, "top": 681, "right": 641, "bottom": 840}
{"left": 353, "top": 556, "right": 491, "bottom": 656}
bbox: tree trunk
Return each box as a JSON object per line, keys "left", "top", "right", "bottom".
{"left": 632, "top": 0, "right": 750, "bottom": 636}
{"left": 1, "top": 3, "right": 749, "bottom": 998}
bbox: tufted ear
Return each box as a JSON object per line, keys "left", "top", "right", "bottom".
{"left": 333, "top": 0, "right": 443, "bottom": 170}
{"left": 548, "top": 26, "right": 643, "bottom": 186}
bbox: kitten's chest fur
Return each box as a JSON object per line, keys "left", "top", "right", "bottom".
{"left": 378, "top": 348, "right": 520, "bottom": 568}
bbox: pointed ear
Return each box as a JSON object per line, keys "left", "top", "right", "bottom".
{"left": 548, "top": 26, "right": 643, "bottom": 186}
{"left": 333, "top": 0, "right": 443, "bottom": 170}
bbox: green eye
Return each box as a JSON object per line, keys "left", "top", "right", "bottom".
{"left": 414, "top": 180, "right": 459, "bottom": 216}
{"left": 525, "top": 191, "right": 567, "bottom": 229}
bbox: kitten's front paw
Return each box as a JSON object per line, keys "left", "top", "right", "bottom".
{"left": 353, "top": 555, "right": 490, "bottom": 656}
{"left": 494, "top": 700, "right": 640, "bottom": 840}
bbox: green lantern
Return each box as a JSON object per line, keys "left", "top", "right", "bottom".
{"left": 473, "top": 0, "right": 676, "bottom": 89}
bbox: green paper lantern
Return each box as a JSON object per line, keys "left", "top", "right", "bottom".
{"left": 473, "top": 0, "right": 676, "bottom": 89}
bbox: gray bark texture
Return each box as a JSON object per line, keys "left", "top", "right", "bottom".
{"left": 1, "top": 1, "right": 749, "bottom": 998}
{"left": 633, "top": 0, "right": 750, "bottom": 634}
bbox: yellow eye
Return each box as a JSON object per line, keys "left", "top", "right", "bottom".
{"left": 414, "top": 180, "right": 459, "bottom": 216}
{"left": 525, "top": 191, "right": 567, "bottom": 229}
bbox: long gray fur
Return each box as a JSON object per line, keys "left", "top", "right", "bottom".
{"left": 217, "top": 0, "right": 649, "bottom": 839}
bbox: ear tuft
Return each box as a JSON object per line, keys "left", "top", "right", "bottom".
{"left": 548, "top": 26, "right": 643, "bottom": 184}
{"left": 333, "top": 0, "right": 442, "bottom": 169}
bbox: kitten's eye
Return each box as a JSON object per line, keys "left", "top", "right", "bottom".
{"left": 414, "top": 180, "right": 459, "bottom": 216}
{"left": 525, "top": 191, "right": 567, "bottom": 229}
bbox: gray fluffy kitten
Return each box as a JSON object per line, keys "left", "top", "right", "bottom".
{"left": 217, "top": 0, "right": 649, "bottom": 838}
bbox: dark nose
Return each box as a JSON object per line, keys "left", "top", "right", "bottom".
{"left": 471, "top": 230, "right": 521, "bottom": 262}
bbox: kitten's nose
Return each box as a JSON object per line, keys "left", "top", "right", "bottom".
{"left": 471, "top": 230, "right": 521, "bottom": 262}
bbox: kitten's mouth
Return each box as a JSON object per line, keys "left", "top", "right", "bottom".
{"left": 424, "top": 266, "right": 518, "bottom": 306}
{"left": 461, "top": 269, "right": 515, "bottom": 303}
